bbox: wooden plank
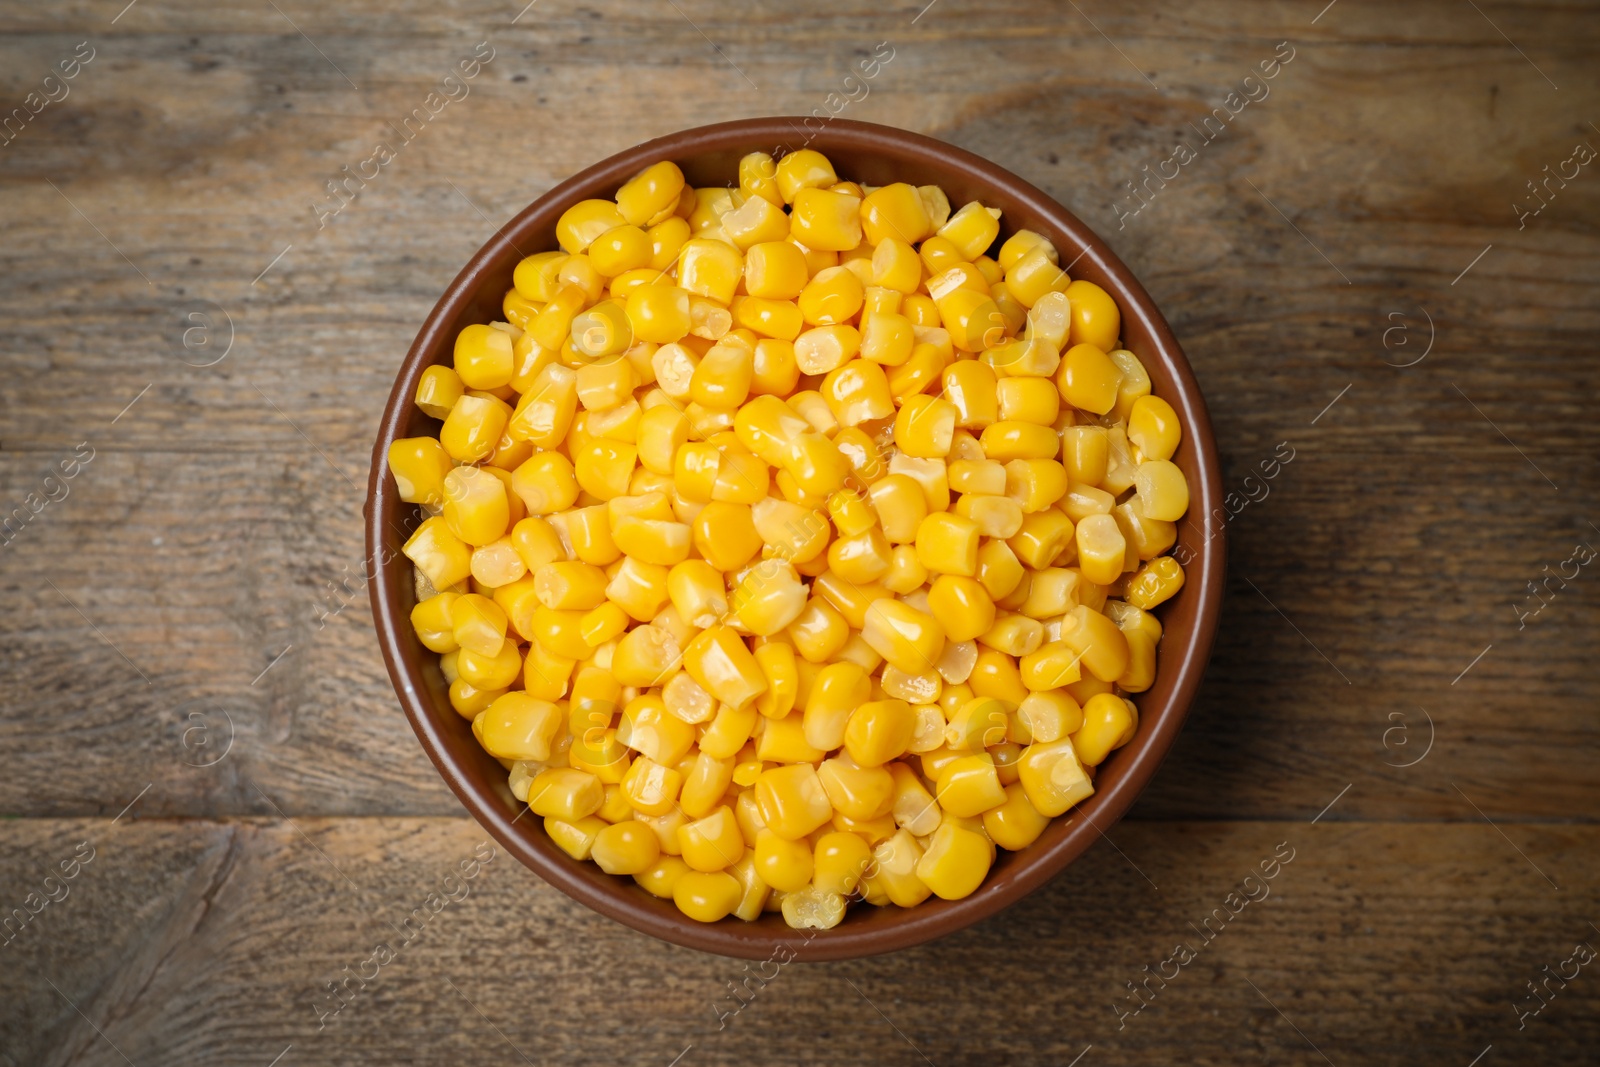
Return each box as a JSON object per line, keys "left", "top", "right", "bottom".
{"left": 0, "top": 817, "right": 1594, "bottom": 1065}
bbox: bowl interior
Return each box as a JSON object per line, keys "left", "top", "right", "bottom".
{"left": 367, "top": 118, "right": 1225, "bottom": 960}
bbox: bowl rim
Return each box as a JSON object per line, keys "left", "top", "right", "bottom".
{"left": 367, "top": 116, "right": 1226, "bottom": 960}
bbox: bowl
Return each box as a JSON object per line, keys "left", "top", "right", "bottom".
{"left": 367, "top": 117, "right": 1225, "bottom": 960}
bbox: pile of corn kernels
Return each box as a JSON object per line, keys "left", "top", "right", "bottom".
{"left": 390, "top": 149, "right": 1190, "bottom": 929}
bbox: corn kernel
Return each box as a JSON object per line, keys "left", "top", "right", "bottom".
{"left": 1125, "top": 555, "right": 1185, "bottom": 610}
{"left": 678, "top": 238, "right": 744, "bottom": 305}
{"left": 592, "top": 821, "right": 662, "bottom": 875}
{"left": 1065, "top": 278, "right": 1121, "bottom": 351}
{"left": 790, "top": 187, "right": 863, "bottom": 252}
{"left": 755, "top": 763, "right": 833, "bottom": 839}
{"left": 938, "top": 201, "right": 1003, "bottom": 260}
{"left": 862, "top": 598, "right": 945, "bottom": 676}
{"left": 915, "top": 820, "right": 993, "bottom": 899}
{"left": 775, "top": 149, "right": 837, "bottom": 203}
{"left": 797, "top": 265, "right": 865, "bottom": 326}
{"left": 1134, "top": 459, "right": 1189, "bottom": 522}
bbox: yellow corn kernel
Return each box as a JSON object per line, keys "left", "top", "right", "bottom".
{"left": 978, "top": 607, "right": 1045, "bottom": 657}
{"left": 558, "top": 253, "right": 606, "bottom": 303}
{"left": 1064, "top": 278, "right": 1121, "bottom": 350}
{"left": 1056, "top": 343, "right": 1122, "bottom": 416}
{"left": 644, "top": 214, "right": 690, "bottom": 271}
{"left": 865, "top": 829, "right": 928, "bottom": 907}
{"left": 1126, "top": 554, "right": 1185, "bottom": 610}
{"left": 755, "top": 710, "right": 823, "bottom": 766}
{"left": 1060, "top": 484, "right": 1114, "bottom": 525}
{"left": 416, "top": 367, "right": 467, "bottom": 424}
{"left": 729, "top": 560, "right": 805, "bottom": 636}
{"left": 1127, "top": 395, "right": 1181, "bottom": 462}
{"left": 729, "top": 295, "right": 803, "bottom": 344}
{"left": 789, "top": 187, "right": 862, "bottom": 252}
{"left": 816, "top": 755, "right": 895, "bottom": 822}
{"left": 403, "top": 516, "right": 472, "bottom": 593}
{"left": 411, "top": 591, "right": 460, "bottom": 654}
{"left": 1116, "top": 626, "right": 1157, "bottom": 693}
{"left": 923, "top": 572, "right": 998, "bottom": 650}
{"left": 807, "top": 831, "right": 869, "bottom": 896}
{"left": 438, "top": 393, "right": 510, "bottom": 464}
{"left": 787, "top": 323, "right": 858, "bottom": 380}
{"left": 682, "top": 625, "right": 767, "bottom": 711}
{"left": 711, "top": 447, "right": 769, "bottom": 505}
{"left": 587, "top": 222, "right": 651, "bottom": 276}
{"left": 938, "top": 200, "right": 1003, "bottom": 260}
{"left": 997, "top": 230, "right": 1054, "bottom": 273}
{"left": 914, "top": 512, "right": 981, "bottom": 577}
{"left": 614, "top": 160, "right": 685, "bottom": 226}
{"left": 887, "top": 394, "right": 954, "bottom": 459}
{"left": 543, "top": 814, "right": 606, "bottom": 861}
{"left": 526, "top": 766, "right": 604, "bottom": 821}
{"left": 452, "top": 324, "right": 513, "bottom": 392}
{"left": 503, "top": 453, "right": 573, "bottom": 518}
{"left": 556, "top": 199, "right": 626, "bottom": 254}
{"left": 609, "top": 623, "right": 679, "bottom": 687}
{"left": 822, "top": 528, "right": 888, "bottom": 588}
{"left": 1060, "top": 604, "right": 1129, "bottom": 682}
{"left": 1016, "top": 690, "right": 1083, "bottom": 744}
{"left": 1075, "top": 513, "right": 1127, "bottom": 586}
{"left": 866, "top": 239, "right": 919, "bottom": 296}
{"left": 721, "top": 192, "right": 791, "bottom": 250}
{"left": 839, "top": 699, "right": 913, "bottom": 769}
{"left": 911, "top": 819, "right": 992, "bottom": 901}
{"left": 810, "top": 367, "right": 888, "bottom": 437}
{"left": 571, "top": 438, "right": 636, "bottom": 501}
{"left": 1112, "top": 498, "right": 1174, "bottom": 564}
{"left": 862, "top": 285, "right": 903, "bottom": 317}
{"left": 797, "top": 265, "right": 865, "bottom": 326}
{"left": 387, "top": 437, "right": 454, "bottom": 508}
{"left": 1108, "top": 349, "right": 1152, "bottom": 422}
{"left": 774, "top": 149, "right": 837, "bottom": 203}
{"left": 846, "top": 309, "right": 913, "bottom": 367}
{"left": 859, "top": 477, "right": 921, "bottom": 547}
{"left": 745, "top": 338, "right": 798, "bottom": 399}
{"left": 512, "top": 250, "right": 568, "bottom": 303}
{"left": 996, "top": 376, "right": 1060, "bottom": 425}
{"left": 679, "top": 507, "right": 751, "bottom": 577}
{"left": 1073, "top": 692, "right": 1136, "bottom": 766}
{"left": 875, "top": 544, "right": 923, "bottom": 596}
{"left": 978, "top": 421, "right": 1057, "bottom": 463}
{"left": 935, "top": 287, "right": 1006, "bottom": 353}
{"left": 1002, "top": 458, "right": 1068, "bottom": 515}
{"left": 629, "top": 407, "right": 683, "bottom": 478}
{"left": 603, "top": 556, "right": 669, "bottom": 622}
{"left": 621, "top": 754, "right": 683, "bottom": 817}
{"left": 951, "top": 495, "right": 1021, "bottom": 542}
{"left": 477, "top": 692, "right": 562, "bottom": 761}
{"left": 1004, "top": 510, "right": 1072, "bottom": 571}
{"left": 859, "top": 599, "right": 944, "bottom": 677}
{"left": 591, "top": 821, "right": 662, "bottom": 875}
{"left": 595, "top": 782, "right": 634, "bottom": 823}
{"left": 755, "top": 763, "right": 834, "bottom": 841}
{"left": 782, "top": 596, "right": 846, "bottom": 664}
{"left": 826, "top": 488, "right": 876, "bottom": 537}
{"left": 663, "top": 560, "right": 723, "bottom": 630}
{"left": 738, "top": 151, "right": 782, "bottom": 206}
{"left": 981, "top": 782, "right": 1049, "bottom": 851}
{"left": 622, "top": 284, "right": 690, "bottom": 346}
{"left": 677, "top": 805, "right": 745, "bottom": 872}
{"left": 750, "top": 497, "right": 830, "bottom": 565}
{"left": 456, "top": 630, "right": 523, "bottom": 687}
{"left": 753, "top": 828, "right": 814, "bottom": 891}
{"left": 659, "top": 670, "right": 714, "bottom": 726}
{"left": 1003, "top": 245, "right": 1070, "bottom": 308}
{"left": 752, "top": 643, "right": 798, "bottom": 721}
{"left": 1134, "top": 459, "right": 1189, "bottom": 522}
{"left": 939, "top": 694, "right": 1006, "bottom": 753}
{"left": 941, "top": 363, "right": 997, "bottom": 435}
{"left": 575, "top": 359, "right": 640, "bottom": 415}
{"left": 676, "top": 238, "right": 744, "bottom": 305}
{"left": 529, "top": 284, "right": 585, "bottom": 354}
{"left": 803, "top": 661, "right": 871, "bottom": 751}
{"left": 969, "top": 646, "right": 1029, "bottom": 707}
{"left": 1014, "top": 640, "right": 1080, "bottom": 690}
{"left": 611, "top": 514, "right": 691, "bottom": 567}
{"left": 933, "top": 752, "right": 1005, "bottom": 818}
{"left": 842, "top": 178, "right": 923, "bottom": 244}
{"left": 632, "top": 853, "right": 691, "bottom": 900}
{"left": 742, "top": 240, "right": 809, "bottom": 300}
{"left": 946, "top": 459, "right": 1002, "bottom": 498}
{"left": 671, "top": 869, "right": 740, "bottom": 922}
{"left": 1015, "top": 738, "right": 1092, "bottom": 817}
{"left": 528, "top": 560, "right": 604, "bottom": 611}
{"left": 506, "top": 364, "right": 577, "bottom": 449}
{"left": 1017, "top": 568, "right": 1076, "bottom": 620}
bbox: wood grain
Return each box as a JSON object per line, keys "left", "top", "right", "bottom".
{"left": 1, "top": 0, "right": 1597, "bottom": 1061}
{"left": 2, "top": 818, "right": 1595, "bottom": 1066}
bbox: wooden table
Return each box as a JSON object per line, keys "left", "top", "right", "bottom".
{"left": 2, "top": 1, "right": 1596, "bottom": 1063}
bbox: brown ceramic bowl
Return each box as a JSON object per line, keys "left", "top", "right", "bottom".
{"left": 367, "top": 117, "right": 1224, "bottom": 960}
